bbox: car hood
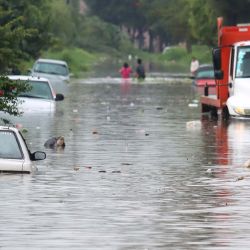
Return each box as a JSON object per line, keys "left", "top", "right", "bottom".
{"left": 18, "top": 97, "right": 56, "bottom": 113}
{"left": 31, "top": 72, "right": 69, "bottom": 82}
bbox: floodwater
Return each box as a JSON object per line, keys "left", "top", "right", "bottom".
{"left": 2, "top": 77, "right": 250, "bottom": 250}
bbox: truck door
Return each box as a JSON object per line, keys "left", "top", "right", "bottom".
{"left": 229, "top": 48, "right": 235, "bottom": 97}
{"left": 234, "top": 46, "right": 250, "bottom": 97}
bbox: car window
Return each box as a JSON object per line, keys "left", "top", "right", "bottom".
{"left": 34, "top": 62, "right": 69, "bottom": 76}
{"left": 0, "top": 131, "right": 23, "bottom": 159}
{"left": 19, "top": 81, "right": 53, "bottom": 100}
{"left": 196, "top": 68, "right": 215, "bottom": 78}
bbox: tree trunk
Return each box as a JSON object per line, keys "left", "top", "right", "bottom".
{"left": 186, "top": 38, "right": 192, "bottom": 53}
{"left": 149, "top": 31, "right": 154, "bottom": 52}
{"left": 137, "top": 28, "right": 144, "bottom": 50}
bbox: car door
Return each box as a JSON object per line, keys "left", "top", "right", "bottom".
{"left": 0, "top": 158, "right": 25, "bottom": 172}
{"left": 0, "top": 130, "right": 25, "bottom": 172}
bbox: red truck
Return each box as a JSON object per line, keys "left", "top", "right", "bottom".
{"left": 201, "top": 17, "right": 250, "bottom": 119}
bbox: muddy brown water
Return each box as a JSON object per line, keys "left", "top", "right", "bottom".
{"left": 1, "top": 78, "right": 250, "bottom": 249}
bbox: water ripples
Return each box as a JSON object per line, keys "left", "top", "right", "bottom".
{"left": 1, "top": 79, "right": 250, "bottom": 249}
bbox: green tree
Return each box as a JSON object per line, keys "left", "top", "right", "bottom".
{"left": 0, "top": 76, "right": 31, "bottom": 120}
{"left": 188, "top": 0, "right": 217, "bottom": 46}
{"left": 48, "top": 0, "right": 76, "bottom": 48}
{"left": 85, "top": 0, "right": 148, "bottom": 49}
{"left": 0, "top": 0, "right": 52, "bottom": 72}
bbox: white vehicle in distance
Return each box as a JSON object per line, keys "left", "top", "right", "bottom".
{"left": 8, "top": 75, "right": 64, "bottom": 113}
{"left": 0, "top": 126, "right": 46, "bottom": 173}
{"left": 30, "top": 58, "right": 71, "bottom": 83}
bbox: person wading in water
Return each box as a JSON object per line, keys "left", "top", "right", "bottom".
{"left": 119, "top": 62, "right": 133, "bottom": 79}
{"left": 135, "top": 58, "right": 145, "bottom": 80}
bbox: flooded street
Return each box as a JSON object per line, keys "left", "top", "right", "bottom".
{"left": 2, "top": 77, "right": 250, "bottom": 249}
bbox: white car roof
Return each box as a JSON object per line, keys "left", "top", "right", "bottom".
{"left": 8, "top": 75, "right": 50, "bottom": 82}
{"left": 0, "top": 126, "right": 18, "bottom": 132}
{"left": 36, "top": 58, "right": 68, "bottom": 66}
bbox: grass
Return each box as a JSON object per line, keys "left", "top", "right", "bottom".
{"left": 42, "top": 48, "right": 103, "bottom": 77}
{"left": 157, "top": 45, "right": 213, "bottom": 73}
{"left": 19, "top": 47, "right": 104, "bottom": 78}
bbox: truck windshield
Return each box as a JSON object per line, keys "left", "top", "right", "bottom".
{"left": 236, "top": 46, "right": 250, "bottom": 78}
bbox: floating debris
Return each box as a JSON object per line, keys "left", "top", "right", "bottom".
{"left": 84, "top": 166, "right": 92, "bottom": 169}
{"left": 16, "top": 123, "right": 23, "bottom": 129}
{"left": 121, "top": 163, "right": 133, "bottom": 166}
{"left": 111, "top": 170, "right": 121, "bottom": 174}
{"left": 186, "top": 120, "right": 201, "bottom": 129}
{"left": 22, "top": 128, "right": 28, "bottom": 133}
{"left": 206, "top": 168, "right": 213, "bottom": 174}
{"left": 188, "top": 103, "right": 199, "bottom": 108}
{"left": 156, "top": 106, "right": 163, "bottom": 110}
{"left": 73, "top": 166, "right": 80, "bottom": 171}
{"left": 236, "top": 176, "right": 244, "bottom": 181}
{"left": 243, "top": 159, "right": 250, "bottom": 168}
{"left": 92, "top": 129, "right": 99, "bottom": 135}
{"left": 99, "top": 170, "right": 106, "bottom": 173}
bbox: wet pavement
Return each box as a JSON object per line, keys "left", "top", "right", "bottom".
{"left": 1, "top": 78, "right": 250, "bottom": 249}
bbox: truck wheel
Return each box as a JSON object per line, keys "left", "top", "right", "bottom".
{"left": 201, "top": 104, "right": 210, "bottom": 113}
{"left": 210, "top": 107, "right": 218, "bottom": 119}
{"left": 222, "top": 106, "right": 229, "bottom": 120}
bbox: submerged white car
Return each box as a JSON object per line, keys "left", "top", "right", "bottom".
{"left": 0, "top": 126, "right": 46, "bottom": 173}
{"left": 8, "top": 75, "right": 64, "bottom": 113}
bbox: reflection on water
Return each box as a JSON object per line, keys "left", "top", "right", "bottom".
{"left": 1, "top": 80, "right": 250, "bottom": 249}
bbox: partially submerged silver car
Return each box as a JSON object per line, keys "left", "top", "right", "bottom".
{"left": 30, "top": 58, "right": 70, "bottom": 83}
{"left": 29, "top": 59, "right": 71, "bottom": 95}
{"left": 0, "top": 126, "right": 46, "bottom": 173}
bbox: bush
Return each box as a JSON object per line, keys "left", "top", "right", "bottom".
{"left": 162, "top": 47, "right": 188, "bottom": 61}
{"left": 156, "top": 45, "right": 213, "bottom": 73}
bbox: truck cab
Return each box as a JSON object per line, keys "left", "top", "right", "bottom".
{"left": 201, "top": 18, "right": 250, "bottom": 119}
{"left": 227, "top": 42, "right": 250, "bottom": 116}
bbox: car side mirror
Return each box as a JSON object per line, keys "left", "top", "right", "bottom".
{"left": 55, "top": 93, "right": 64, "bottom": 101}
{"left": 214, "top": 70, "right": 224, "bottom": 80}
{"left": 212, "top": 47, "right": 222, "bottom": 70}
{"left": 31, "top": 151, "right": 46, "bottom": 161}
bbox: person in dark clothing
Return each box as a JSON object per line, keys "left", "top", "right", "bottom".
{"left": 135, "top": 58, "right": 145, "bottom": 80}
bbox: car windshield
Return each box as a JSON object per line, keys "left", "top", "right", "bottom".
{"left": 34, "top": 62, "right": 69, "bottom": 76}
{"left": 19, "top": 80, "right": 53, "bottom": 100}
{"left": 0, "top": 131, "right": 23, "bottom": 159}
{"left": 236, "top": 46, "right": 250, "bottom": 78}
{"left": 196, "top": 67, "right": 215, "bottom": 79}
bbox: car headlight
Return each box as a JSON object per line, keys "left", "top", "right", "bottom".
{"left": 234, "top": 107, "right": 245, "bottom": 115}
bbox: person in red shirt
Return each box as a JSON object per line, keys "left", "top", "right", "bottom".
{"left": 119, "top": 62, "right": 133, "bottom": 79}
